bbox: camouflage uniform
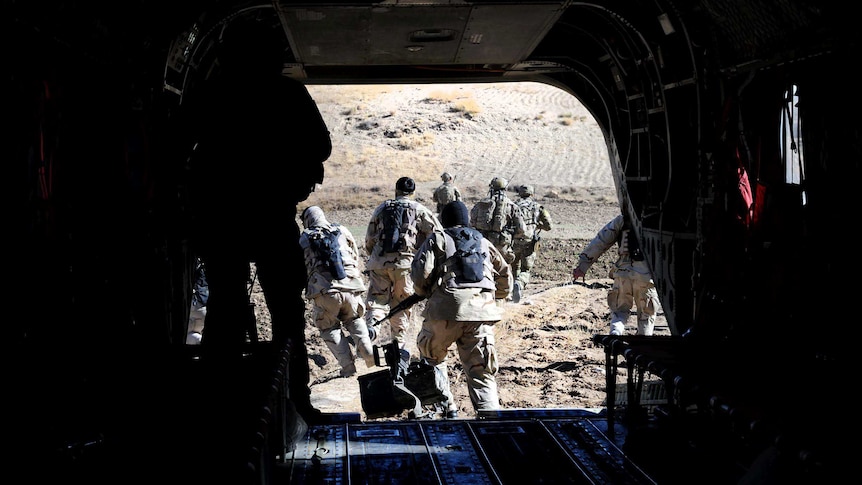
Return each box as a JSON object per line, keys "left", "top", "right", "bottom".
{"left": 573, "top": 214, "right": 660, "bottom": 336}
{"left": 432, "top": 173, "right": 462, "bottom": 215}
{"left": 470, "top": 178, "right": 526, "bottom": 265}
{"left": 512, "top": 185, "right": 553, "bottom": 300}
{"left": 412, "top": 201, "right": 512, "bottom": 414}
{"left": 365, "top": 179, "right": 443, "bottom": 346}
{"left": 300, "top": 206, "right": 375, "bottom": 377}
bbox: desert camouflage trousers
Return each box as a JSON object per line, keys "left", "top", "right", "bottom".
{"left": 312, "top": 290, "right": 375, "bottom": 369}
{"left": 416, "top": 318, "right": 500, "bottom": 412}
{"left": 607, "top": 276, "right": 660, "bottom": 336}
{"left": 367, "top": 266, "right": 415, "bottom": 346}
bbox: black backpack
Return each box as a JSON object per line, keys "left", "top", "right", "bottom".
{"left": 445, "top": 227, "right": 485, "bottom": 283}
{"left": 308, "top": 225, "right": 347, "bottom": 280}
{"left": 380, "top": 200, "right": 415, "bottom": 254}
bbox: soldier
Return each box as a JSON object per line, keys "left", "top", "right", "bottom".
{"left": 186, "top": 25, "right": 330, "bottom": 426}
{"left": 572, "top": 213, "right": 660, "bottom": 336}
{"left": 470, "top": 177, "right": 526, "bottom": 266}
{"left": 412, "top": 200, "right": 512, "bottom": 417}
{"left": 365, "top": 177, "right": 443, "bottom": 348}
{"left": 511, "top": 185, "right": 553, "bottom": 303}
{"left": 432, "top": 172, "right": 462, "bottom": 215}
{"left": 300, "top": 206, "right": 376, "bottom": 377}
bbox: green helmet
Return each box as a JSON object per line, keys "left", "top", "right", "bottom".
{"left": 489, "top": 177, "right": 508, "bottom": 190}
{"left": 519, "top": 185, "right": 534, "bottom": 197}
{"left": 441, "top": 172, "right": 453, "bottom": 182}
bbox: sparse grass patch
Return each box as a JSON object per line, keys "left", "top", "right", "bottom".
{"left": 425, "top": 89, "right": 466, "bottom": 103}
{"left": 451, "top": 98, "right": 481, "bottom": 116}
{"left": 304, "top": 184, "right": 385, "bottom": 212}
{"left": 394, "top": 132, "right": 436, "bottom": 150}
{"left": 423, "top": 88, "right": 481, "bottom": 117}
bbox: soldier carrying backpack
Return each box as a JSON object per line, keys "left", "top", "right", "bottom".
{"left": 300, "top": 206, "right": 376, "bottom": 377}
{"left": 470, "top": 177, "right": 526, "bottom": 266}
{"left": 432, "top": 172, "right": 462, "bottom": 216}
{"left": 365, "top": 177, "right": 443, "bottom": 349}
{"left": 411, "top": 200, "right": 513, "bottom": 417}
{"left": 511, "top": 184, "right": 554, "bottom": 302}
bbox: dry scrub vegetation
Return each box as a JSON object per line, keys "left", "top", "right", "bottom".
{"left": 251, "top": 82, "right": 667, "bottom": 419}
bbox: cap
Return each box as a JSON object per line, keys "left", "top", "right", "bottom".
{"left": 441, "top": 201, "right": 470, "bottom": 228}
{"left": 396, "top": 176, "right": 416, "bottom": 194}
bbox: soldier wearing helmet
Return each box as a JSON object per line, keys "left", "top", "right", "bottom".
{"left": 470, "top": 177, "right": 526, "bottom": 270}
{"left": 432, "top": 172, "right": 462, "bottom": 215}
{"left": 512, "top": 184, "right": 553, "bottom": 303}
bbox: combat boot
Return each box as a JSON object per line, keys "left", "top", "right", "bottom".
{"left": 637, "top": 318, "right": 654, "bottom": 336}
{"left": 512, "top": 281, "right": 522, "bottom": 303}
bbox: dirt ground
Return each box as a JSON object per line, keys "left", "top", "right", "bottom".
{"left": 251, "top": 83, "right": 669, "bottom": 420}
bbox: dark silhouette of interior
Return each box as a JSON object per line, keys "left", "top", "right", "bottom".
{"left": 7, "top": 1, "right": 857, "bottom": 483}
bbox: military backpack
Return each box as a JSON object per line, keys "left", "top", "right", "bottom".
{"left": 444, "top": 227, "right": 485, "bottom": 283}
{"left": 380, "top": 199, "right": 416, "bottom": 254}
{"left": 307, "top": 225, "right": 347, "bottom": 280}
{"left": 472, "top": 192, "right": 507, "bottom": 233}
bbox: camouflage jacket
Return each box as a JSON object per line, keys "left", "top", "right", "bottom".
{"left": 365, "top": 196, "right": 443, "bottom": 270}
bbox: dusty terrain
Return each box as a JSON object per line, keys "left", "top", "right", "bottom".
{"left": 252, "top": 83, "right": 668, "bottom": 420}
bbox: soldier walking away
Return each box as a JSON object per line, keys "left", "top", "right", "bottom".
{"left": 432, "top": 172, "right": 462, "bottom": 215}
{"left": 412, "top": 200, "right": 512, "bottom": 417}
{"left": 470, "top": 177, "right": 526, "bottom": 267}
{"left": 511, "top": 185, "right": 553, "bottom": 303}
{"left": 300, "top": 206, "right": 376, "bottom": 378}
{"left": 572, "top": 213, "right": 661, "bottom": 336}
{"left": 365, "top": 177, "right": 443, "bottom": 349}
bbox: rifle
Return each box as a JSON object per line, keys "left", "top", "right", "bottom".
{"left": 368, "top": 293, "right": 427, "bottom": 328}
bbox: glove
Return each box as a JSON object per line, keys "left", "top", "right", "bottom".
{"left": 572, "top": 267, "right": 586, "bottom": 282}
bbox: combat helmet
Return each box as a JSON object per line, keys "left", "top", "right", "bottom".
{"left": 441, "top": 172, "right": 453, "bottom": 182}
{"left": 489, "top": 177, "right": 508, "bottom": 190}
{"left": 519, "top": 185, "right": 535, "bottom": 197}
